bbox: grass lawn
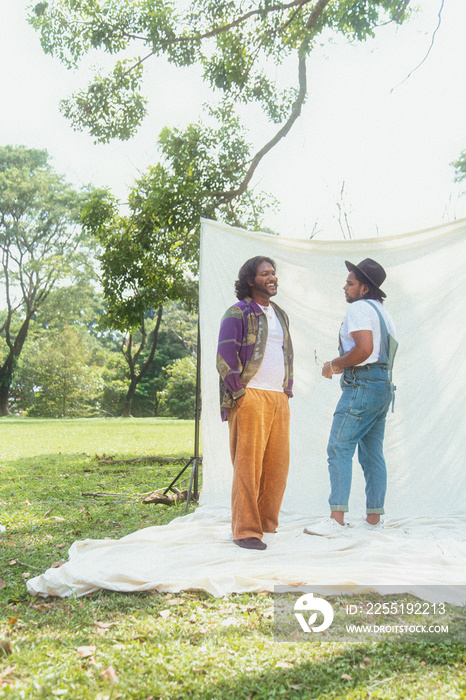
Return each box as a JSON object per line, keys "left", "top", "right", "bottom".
{"left": 0, "top": 417, "right": 465, "bottom": 699}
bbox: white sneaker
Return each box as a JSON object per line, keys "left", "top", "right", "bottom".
{"left": 357, "top": 519, "right": 384, "bottom": 531}
{"left": 303, "top": 518, "right": 349, "bottom": 538}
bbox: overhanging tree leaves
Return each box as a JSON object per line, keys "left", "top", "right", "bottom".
{"left": 0, "top": 145, "right": 94, "bottom": 416}
{"left": 29, "top": 0, "right": 412, "bottom": 207}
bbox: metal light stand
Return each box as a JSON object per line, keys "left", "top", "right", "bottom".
{"left": 162, "top": 320, "right": 201, "bottom": 513}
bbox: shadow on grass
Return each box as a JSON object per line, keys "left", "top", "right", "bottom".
{"left": 189, "top": 636, "right": 466, "bottom": 700}
{"left": 2, "top": 582, "right": 465, "bottom": 698}
{"left": 15, "top": 610, "right": 462, "bottom": 700}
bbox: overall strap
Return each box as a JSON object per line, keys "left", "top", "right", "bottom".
{"left": 365, "top": 300, "right": 389, "bottom": 364}
{"left": 365, "top": 300, "right": 399, "bottom": 411}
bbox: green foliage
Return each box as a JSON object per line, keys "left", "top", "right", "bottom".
{"left": 99, "top": 351, "right": 129, "bottom": 416}
{"left": 9, "top": 291, "right": 197, "bottom": 418}
{"left": 0, "top": 145, "right": 97, "bottom": 414}
{"left": 131, "top": 302, "right": 198, "bottom": 417}
{"left": 29, "top": 1, "right": 412, "bottom": 142}
{"left": 130, "top": 108, "right": 270, "bottom": 238}
{"left": 32, "top": 281, "right": 104, "bottom": 332}
{"left": 0, "top": 145, "right": 83, "bottom": 248}
{"left": 61, "top": 60, "right": 147, "bottom": 142}
{"left": 80, "top": 109, "right": 270, "bottom": 336}
{"left": 15, "top": 325, "right": 103, "bottom": 417}
{"left": 159, "top": 355, "right": 197, "bottom": 419}
{"left": 81, "top": 188, "right": 198, "bottom": 331}
{"left": 452, "top": 151, "right": 466, "bottom": 183}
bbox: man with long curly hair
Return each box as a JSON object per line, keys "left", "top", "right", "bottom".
{"left": 217, "top": 256, "right": 294, "bottom": 550}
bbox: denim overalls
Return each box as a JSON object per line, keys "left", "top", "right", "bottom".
{"left": 327, "top": 301, "right": 398, "bottom": 515}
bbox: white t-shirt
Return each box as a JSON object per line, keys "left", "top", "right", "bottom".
{"left": 340, "top": 299, "right": 396, "bottom": 366}
{"left": 248, "top": 304, "right": 285, "bottom": 392}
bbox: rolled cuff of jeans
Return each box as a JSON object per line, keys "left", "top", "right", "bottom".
{"left": 329, "top": 504, "right": 349, "bottom": 512}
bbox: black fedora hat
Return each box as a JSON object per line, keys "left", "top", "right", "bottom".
{"left": 345, "top": 258, "right": 387, "bottom": 298}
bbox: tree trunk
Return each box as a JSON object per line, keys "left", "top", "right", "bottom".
{"left": 0, "top": 382, "right": 10, "bottom": 416}
{"left": 120, "top": 307, "right": 164, "bottom": 417}
{"left": 122, "top": 378, "right": 139, "bottom": 418}
{"left": 0, "top": 355, "right": 15, "bottom": 416}
{"left": 0, "top": 315, "right": 32, "bottom": 417}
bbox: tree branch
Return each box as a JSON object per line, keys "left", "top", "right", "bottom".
{"left": 139, "top": 306, "right": 163, "bottom": 377}
{"left": 211, "top": 0, "right": 332, "bottom": 202}
{"left": 159, "top": 0, "right": 315, "bottom": 49}
{"left": 118, "top": 0, "right": 316, "bottom": 88}
{"left": 390, "top": 0, "right": 443, "bottom": 92}
{"left": 228, "top": 0, "right": 309, "bottom": 102}
{"left": 115, "top": 50, "right": 156, "bottom": 83}
{"left": 304, "top": 0, "right": 333, "bottom": 30}
{"left": 122, "top": 332, "right": 136, "bottom": 375}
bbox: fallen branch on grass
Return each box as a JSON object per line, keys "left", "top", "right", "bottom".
{"left": 81, "top": 492, "right": 138, "bottom": 499}
{"left": 97, "top": 456, "right": 188, "bottom": 466}
{"left": 142, "top": 488, "right": 199, "bottom": 505}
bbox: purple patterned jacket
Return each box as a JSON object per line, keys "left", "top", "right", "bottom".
{"left": 216, "top": 296, "right": 293, "bottom": 421}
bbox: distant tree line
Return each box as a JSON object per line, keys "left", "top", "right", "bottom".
{"left": 0, "top": 145, "right": 197, "bottom": 419}
{"left": 9, "top": 292, "right": 197, "bottom": 419}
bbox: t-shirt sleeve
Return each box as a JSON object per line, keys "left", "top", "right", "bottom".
{"left": 346, "top": 301, "right": 375, "bottom": 334}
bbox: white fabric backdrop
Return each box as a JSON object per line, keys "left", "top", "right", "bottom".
{"left": 27, "top": 218, "right": 466, "bottom": 600}
{"left": 199, "top": 217, "right": 466, "bottom": 519}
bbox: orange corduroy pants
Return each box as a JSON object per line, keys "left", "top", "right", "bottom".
{"left": 227, "top": 388, "right": 290, "bottom": 540}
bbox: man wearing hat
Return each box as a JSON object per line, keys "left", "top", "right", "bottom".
{"left": 305, "top": 258, "right": 397, "bottom": 537}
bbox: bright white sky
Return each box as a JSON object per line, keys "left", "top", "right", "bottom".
{"left": 1, "top": 0, "right": 466, "bottom": 240}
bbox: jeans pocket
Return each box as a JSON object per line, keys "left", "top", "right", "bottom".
{"left": 360, "top": 381, "right": 391, "bottom": 412}
{"left": 336, "top": 411, "right": 363, "bottom": 442}
{"left": 333, "top": 386, "right": 365, "bottom": 442}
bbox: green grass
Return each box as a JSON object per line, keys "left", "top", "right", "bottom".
{"left": 1, "top": 418, "right": 465, "bottom": 699}
{"left": 0, "top": 416, "right": 196, "bottom": 461}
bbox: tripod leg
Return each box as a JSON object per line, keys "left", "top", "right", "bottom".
{"left": 163, "top": 458, "right": 194, "bottom": 495}
{"left": 184, "top": 458, "right": 199, "bottom": 514}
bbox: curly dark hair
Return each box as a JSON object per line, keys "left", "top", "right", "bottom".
{"left": 234, "top": 256, "right": 276, "bottom": 300}
{"left": 352, "top": 267, "right": 385, "bottom": 303}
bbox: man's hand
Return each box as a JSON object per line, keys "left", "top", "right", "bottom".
{"left": 236, "top": 395, "right": 245, "bottom": 407}
{"left": 322, "top": 362, "right": 333, "bottom": 379}
{"left": 322, "top": 361, "right": 343, "bottom": 379}
{"left": 323, "top": 331, "right": 373, "bottom": 379}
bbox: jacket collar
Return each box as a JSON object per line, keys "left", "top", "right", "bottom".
{"left": 244, "top": 296, "right": 276, "bottom": 315}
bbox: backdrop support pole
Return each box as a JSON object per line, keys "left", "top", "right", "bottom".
{"left": 162, "top": 319, "right": 201, "bottom": 513}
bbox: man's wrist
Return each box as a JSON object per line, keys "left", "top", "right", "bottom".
{"left": 233, "top": 388, "right": 246, "bottom": 401}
